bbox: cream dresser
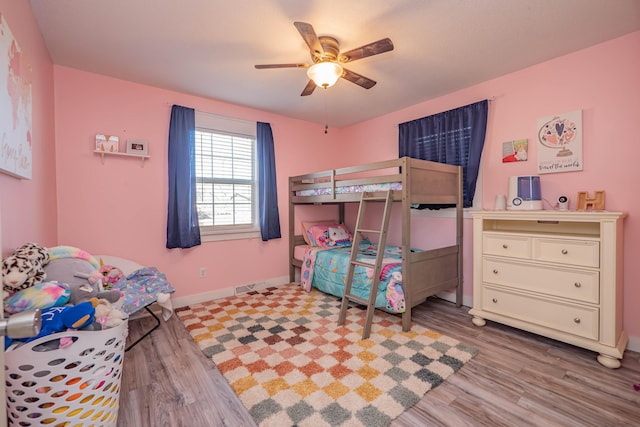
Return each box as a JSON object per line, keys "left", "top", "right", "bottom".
{"left": 470, "top": 210, "right": 626, "bottom": 368}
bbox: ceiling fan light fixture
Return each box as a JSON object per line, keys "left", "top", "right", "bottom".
{"left": 307, "top": 62, "right": 343, "bottom": 88}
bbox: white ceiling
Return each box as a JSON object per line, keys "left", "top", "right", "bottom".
{"left": 30, "top": 0, "right": 640, "bottom": 128}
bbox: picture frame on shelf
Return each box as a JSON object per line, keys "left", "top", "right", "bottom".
{"left": 126, "top": 140, "right": 149, "bottom": 155}
{"left": 95, "top": 134, "right": 119, "bottom": 153}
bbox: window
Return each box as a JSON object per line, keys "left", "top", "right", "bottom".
{"left": 398, "top": 100, "right": 488, "bottom": 217}
{"left": 194, "top": 112, "right": 259, "bottom": 240}
{"left": 408, "top": 126, "right": 484, "bottom": 216}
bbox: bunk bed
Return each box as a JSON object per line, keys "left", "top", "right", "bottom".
{"left": 289, "top": 156, "right": 463, "bottom": 332}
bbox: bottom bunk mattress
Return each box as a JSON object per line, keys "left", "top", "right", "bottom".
{"left": 300, "top": 239, "right": 407, "bottom": 313}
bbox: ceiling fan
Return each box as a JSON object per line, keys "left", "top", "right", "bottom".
{"left": 255, "top": 22, "right": 394, "bottom": 96}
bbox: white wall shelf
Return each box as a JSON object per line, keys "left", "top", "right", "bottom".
{"left": 94, "top": 150, "right": 150, "bottom": 167}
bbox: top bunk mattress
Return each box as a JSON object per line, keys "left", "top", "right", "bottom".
{"left": 296, "top": 181, "right": 402, "bottom": 197}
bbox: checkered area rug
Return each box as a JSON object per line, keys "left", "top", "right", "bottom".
{"left": 176, "top": 284, "right": 478, "bottom": 427}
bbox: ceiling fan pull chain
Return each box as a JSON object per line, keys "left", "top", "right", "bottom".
{"left": 323, "top": 88, "right": 329, "bottom": 134}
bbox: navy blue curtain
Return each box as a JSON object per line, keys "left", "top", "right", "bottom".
{"left": 257, "top": 122, "right": 281, "bottom": 241}
{"left": 166, "top": 105, "right": 201, "bottom": 249}
{"left": 398, "top": 100, "right": 488, "bottom": 208}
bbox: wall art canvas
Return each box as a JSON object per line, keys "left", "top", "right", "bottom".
{"left": 502, "top": 139, "right": 528, "bottom": 162}
{"left": 0, "top": 13, "right": 32, "bottom": 179}
{"left": 537, "top": 109, "right": 582, "bottom": 174}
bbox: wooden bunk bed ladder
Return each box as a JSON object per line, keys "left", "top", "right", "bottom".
{"left": 338, "top": 190, "right": 394, "bottom": 339}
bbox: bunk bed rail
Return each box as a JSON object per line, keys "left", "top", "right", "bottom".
{"left": 289, "top": 157, "right": 460, "bottom": 204}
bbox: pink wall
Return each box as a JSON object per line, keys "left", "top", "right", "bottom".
{"left": 3, "top": 1, "right": 639, "bottom": 346}
{"left": 49, "top": 31, "right": 640, "bottom": 345}
{"left": 53, "top": 67, "right": 346, "bottom": 298}
{"left": 343, "top": 31, "right": 640, "bottom": 342}
{"left": 0, "top": 1, "right": 57, "bottom": 254}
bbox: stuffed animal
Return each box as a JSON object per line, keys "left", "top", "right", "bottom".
{"left": 98, "top": 264, "right": 124, "bottom": 290}
{"left": 91, "top": 297, "right": 127, "bottom": 329}
{"left": 15, "top": 242, "right": 50, "bottom": 265}
{"left": 2, "top": 243, "right": 50, "bottom": 299}
{"left": 324, "top": 226, "right": 351, "bottom": 247}
{"left": 30, "top": 302, "right": 95, "bottom": 342}
{"left": 4, "top": 301, "right": 96, "bottom": 349}
{"left": 4, "top": 281, "right": 71, "bottom": 315}
{"left": 67, "top": 281, "right": 121, "bottom": 305}
{"left": 43, "top": 257, "right": 120, "bottom": 305}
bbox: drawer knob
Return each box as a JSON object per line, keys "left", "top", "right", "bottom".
{"left": 562, "top": 249, "right": 568, "bottom": 255}
{"left": 574, "top": 282, "right": 582, "bottom": 288}
{"left": 492, "top": 269, "right": 499, "bottom": 274}
{"left": 492, "top": 298, "right": 498, "bottom": 303}
{"left": 574, "top": 318, "right": 581, "bottom": 324}
{"left": 502, "top": 244, "right": 508, "bottom": 249}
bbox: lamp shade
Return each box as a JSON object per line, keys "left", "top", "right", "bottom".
{"left": 307, "top": 62, "right": 343, "bottom": 88}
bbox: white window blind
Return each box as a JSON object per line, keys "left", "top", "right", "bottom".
{"left": 194, "top": 111, "right": 258, "bottom": 238}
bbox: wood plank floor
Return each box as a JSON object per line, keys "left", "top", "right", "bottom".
{"left": 118, "top": 298, "right": 640, "bottom": 426}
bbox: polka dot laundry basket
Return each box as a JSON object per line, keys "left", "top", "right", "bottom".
{"left": 4, "top": 320, "right": 128, "bottom": 426}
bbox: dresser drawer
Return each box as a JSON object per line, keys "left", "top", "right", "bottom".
{"left": 532, "top": 238, "right": 599, "bottom": 268}
{"left": 483, "top": 233, "right": 530, "bottom": 259}
{"left": 481, "top": 286, "right": 599, "bottom": 340}
{"left": 482, "top": 258, "right": 599, "bottom": 304}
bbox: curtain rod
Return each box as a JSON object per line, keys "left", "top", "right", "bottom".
{"left": 394, "top": 97, "right": 494, "bottom": 127}
{"left": 167, "top": 103, "right": 255, "bottom": 126}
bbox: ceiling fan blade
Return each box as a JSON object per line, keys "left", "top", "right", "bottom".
{"left": 341, "top": 68, "right": 377, "bottom": 89}
{"left": 255, "top": 63, "right": 308, "bottom": 69}
{"left": 294, "top": 21, "right": 324, "bottom": 57}
{"left": 301, "top": 80, "right": 316, "bottom": 96}
{"left": 340, "top": 38, "right": 394, "bottom": 62}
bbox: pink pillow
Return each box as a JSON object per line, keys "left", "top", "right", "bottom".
{"left": 306, "top": 224, "right": 353, "bottom": 248}
{"left": 301, "top": 219, "right": 337, "bottom": 245}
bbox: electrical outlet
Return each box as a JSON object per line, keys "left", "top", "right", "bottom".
{"left": 199, "top": 267, "right": 206, "bottom": 278}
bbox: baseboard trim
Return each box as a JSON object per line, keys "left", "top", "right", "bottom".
{"left": 172, "top": 275, "right": 290, "bottom": 308}
{"left": 626, "top": 335, "right": 640, "bottom": 353}
{"left": 436, "top": 290, "right": 473, "bottom": 308}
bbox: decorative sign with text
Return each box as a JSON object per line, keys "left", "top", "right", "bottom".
{"left": 537, "top": 109, "right": 582, "bottom": 174}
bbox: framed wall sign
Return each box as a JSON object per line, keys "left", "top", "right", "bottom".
{"left": 0, "top": 14, "right": 32, "bottom": 179}
{"left": 537, "top": 109, "right": 583, "bottom": 174}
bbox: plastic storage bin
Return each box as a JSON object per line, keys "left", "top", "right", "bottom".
{"left": 4, "top": 320, "right": 128, "bottom": 426}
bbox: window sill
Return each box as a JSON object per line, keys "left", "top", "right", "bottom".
{"left": 200, "top": 229, "right": 261, "bottom": 242}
